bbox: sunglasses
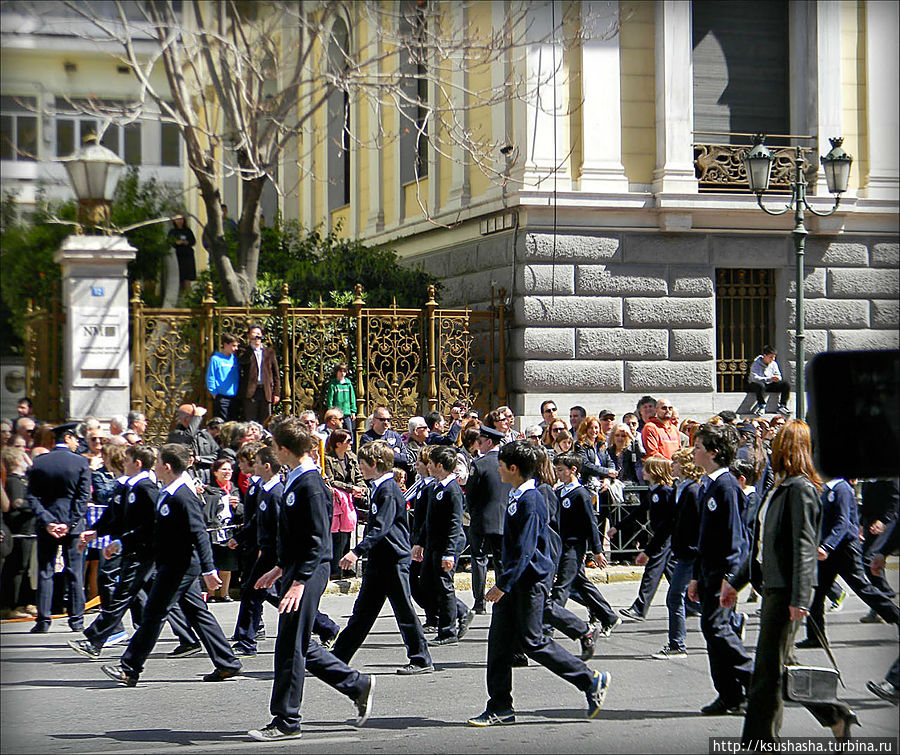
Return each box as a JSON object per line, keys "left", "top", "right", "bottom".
{"left": 542, "top": 407, "right": 557, "bottom": 414}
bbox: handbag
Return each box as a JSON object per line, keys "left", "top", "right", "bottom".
{"left": 782, "top": 616, "right": 843, "bottom": 704}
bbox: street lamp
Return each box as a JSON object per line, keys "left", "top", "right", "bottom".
{"left": 742, "top": 135, "right": 852, "bottom": 420}
{"left": 60, "top": 134, "right": 126, "bottom": 230}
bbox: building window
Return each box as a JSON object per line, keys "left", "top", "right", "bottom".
{"left": 399, "top": 0, "right": 429, "bottom": 184}
{"left": 160, "top": 122, "right": 181, "bottom": 166}
{"left": 1, "top": 96, "right": 38, "bottom": 162}
{"left": 54, "top": 97, "right": 141, "bottom": 165}
{"left": 715, "top": 269, "right": 776, "bottom": 393}
{"left": 327, "top": 17, "right": 351, "bottom": 212}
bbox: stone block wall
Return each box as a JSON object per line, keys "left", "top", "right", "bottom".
{"left": 406, "top": 231, "right": 898, "bottom": 422}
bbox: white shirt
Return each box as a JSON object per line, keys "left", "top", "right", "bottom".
{"left": 370, "top": 472, "right": 393, "bottom": 491}
{"left": 253, "top": 346, "right": 263, "bottom": 378}
{"left": 750, "top": 355, "right": 782, "bottom": 385}
{"left": 284, "top": 457, "right": 319, "bottom": 490}
{"left": 509, "top": 477, "right": 536, "bottom": 502}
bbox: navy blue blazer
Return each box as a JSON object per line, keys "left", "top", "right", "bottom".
{"left": 26, "top": 446, "right": 91, "bottom": 533}
{"left": 256, "top": 479, "right": 283, "bottom": 564}
{"left": 538, "top": 482, "right": 563, "bottom": 566}
{"left": 466, "top": 451, "right": 509, "bottom": 535}
{"left": 95, "top": 475, "right": 159, "bottom": 559}
{"left": 153, "top": 479, "right": 215, "bottom": 574}
{"left": 671, "top": 481, "right": 701, "bottom": 561}
{"left": 232, "top": 477, "right": 261, "bottom": 551}
{"left": 819, "top": 479, "right": 859, "bottom": 553}
{"left": 422, "top": 478, "right": 465, "bottom": 559}
{"left": 558, "top": 484, "right": 602, "bottom": 553}
{"left": 277, "top": 468, "right": 332, "bottom": 585}
{"left": 695, "top": 471, "right": 749, "bottom": 583}
{"left": 353, "top": 478, "right": 411, "bottom": 561}
{"left": 497, "top": 486, "right": 554, "bottom": 593}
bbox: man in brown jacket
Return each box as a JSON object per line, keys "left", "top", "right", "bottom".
{"left": 238, "top": 325, "right": 280, "bottom": 424}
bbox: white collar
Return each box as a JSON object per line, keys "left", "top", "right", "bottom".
{"left": 743, "top": 485, "right": 757, "bottom": 494}
{"left": 437, "top": 473, "right": 457, "bottom": 488}
{"left": 127, "top": 470, "right": 150, "bottom": 486}
{"left": 510, "top": 478, "right": 536, "bottom": 500}
{"left": 559, "top": 480, "right": 581, "bottom": 496}
{"left": 371, "top": 472, "right": 394, "bottom": 490}
{"left": 161, "top": 473, "right": 191, "bottom": 496}
{"left": 825, "top": 478, "right": 843, "bottom": 490}
{"left": 263, "top": 475, "right": 281, "bottom": 492}
{"left": 116, "top": 474, "right": 129, "bottom": 484}
{"left": 707, "top": 466, "right": 729, "bottom": 482}
{"left": 285, "top": 457, "right": 318, "bottom": 488}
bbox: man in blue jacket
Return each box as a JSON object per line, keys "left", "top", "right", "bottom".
{"left": 468, "top": 440, "right": 611, "bottom": 727}
{"left": 206, "top": 333, "right": 240, "bottom": 421}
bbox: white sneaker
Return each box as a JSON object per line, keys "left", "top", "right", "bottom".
{"left": 652, "top": 644, "right": 687, "bottom": 660}
{"left": 777, "top": 404, "right": 792, "bottom": 416}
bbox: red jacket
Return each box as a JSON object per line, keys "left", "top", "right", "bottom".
{"left": 641, "top": 417, "right": 680, "bottom": 460}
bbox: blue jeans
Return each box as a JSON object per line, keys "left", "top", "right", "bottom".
{"left": 665, "top": 556, "right": 696, "bottom": 650}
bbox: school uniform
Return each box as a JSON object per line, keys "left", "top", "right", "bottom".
{"left": 27, "top": 443, "right": 92, "bottom": 631}
{"left": 466, "top": 450, "right": 508, "bottom": 612}
{"left": 119, "top": 474, "right": 240, "bottom": 680}
{"left": 552, "top": 481, "right": 618, "bottom": 629}
{"left": 694, "top": 467, "right": 753, "bottom": 707}
{"left": 331, "top": 473, "right": 431, "bottom": 668}
{"left": 484, "top": 480, "right": 595, "bottom": 714}
{"left": 616, "top": 483, "right": 677, "bottom": 617}
{"left": 408, "top": 476, "right": 438, "bottom": 626}
{"left": 267, "top": 460, "right": 370, "bottom": 734}
{"left": 664, "top": 479, "right": 702, "bottom": 651}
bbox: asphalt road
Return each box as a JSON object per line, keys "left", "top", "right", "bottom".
{"left": 2, "top": 574, "right": 898, "bottom": 755}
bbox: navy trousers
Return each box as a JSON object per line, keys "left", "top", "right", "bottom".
{"left": 699, "top": 574, "right": 753, "bottom": 705}
{"left": 469, "top": 531, "right": 503, "bottom": 611}
{"left": 552, "top": 541, "right": 616, "bottom": 626}
{"left": 331, "top": 555, "right": 432, "bottom": 667}
{"left": 629, "top": 540, "right": 675, "bottom": 617}
{"left": 424, "top": 550, "right": 464, "bottom": 641}
{"left": 269, "top": 562, "right": 368, "bottom": 733}
{"left": 121, "top": 563, "right": 239, "bottom": 678}
{"left": 35, "top": 531, "right": 84, "bottom": 628}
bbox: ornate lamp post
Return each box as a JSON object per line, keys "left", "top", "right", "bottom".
{"left": 742, "top": 135, "right": 852, "bottom": 420}
{"left": 60, "top": 134, "right": 126, "bottom": 230}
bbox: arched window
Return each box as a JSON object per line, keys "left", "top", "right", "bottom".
{"left": 327, "top": 17, "right": 351, "bottom": 211}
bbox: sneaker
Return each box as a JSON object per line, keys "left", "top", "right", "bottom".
{"left": 860, "top": 610, "right": 885, "bottom": 624}
{"left": 685, "top": 606, "right": 702, "bottom": 617}
{"left": 598, "top": 617, "right": 621, "bottom": 638}
{"left": 396, "top": 663, "right": 434, "bottom": 675}
{"left": 586, "top": 670, "right": 611, "bottom": 719}
{"left": 320, "top": 632, "right": 338, "bottom": 650}
{"left": 866, "top": 680, "right": 900, "bottom": 705}
{"left": 105, "top": 630, "right": 130, "bottom": 646}
{"left": 248, "top": 723, "right": 302, "bottom": 742}
{"left": 619, "top": 606, "right": 645, "bottom": 622}
{"left": 255, "top": 630, "right": 266, "bottom": 641}
{"left": 579, "top": 625, "right": 600, "bottom": 661}
{"left": 354, "top": 674, "right": 375, "bottom": 726}
{"left": 203, "top": 667, "right": 241, "bottom": 681}
{"left": 752, "top": 403, "right": 766, "bottom": 417}
{"left": 511, "top": 653, "right": 528, "bottom": 667}
{"left": 422, "top": 624, "right": 438, "bottom": 634}
{"left": 473, "top": 605, "right": 487, "bottom": 615}
{"left": 458, "top": 609, "right": 476, "bottom": 640}
{"left": 101, "top": 664, "right": 138, "bottom": 687}
{"left": 68, "top": 639, "right": 102, "bottom": 659}
{"left": 777, "top": 404, "right": 792, "bottom": 416}
{"left": 231, "top": 644, "right": 257, "bottom": 658}
{"left": 169, "top": 642, "right": 203, "bottom": 658}
{"left": 432, "top": 635, "right": 459, "bottom": 646}
{"left": 701, "top": 697, "right": 746, "bottom": 716}
{"left": 467, "top": 709, "right": 516, "bottom": 727}
{"left": 828, "top": 590, "right": 847, "bottom": 612}
{"left": 652, "top": 643, "right": 687, "bottom": 660}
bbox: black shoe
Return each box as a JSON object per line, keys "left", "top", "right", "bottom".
{"left": 68, "top": 639, "right": 102, "bottom": 660}
{"left": 866, "top": 680, "right": 900, "bottom": 705}
{"left": 619, "top": 606, "right": 645, "bottom": 622}
{"left": 473, "top": 605, "right": 487, "bottom": 615}
{"left": 320, "top": 632, "right": 338, "bottom": 650}
{"left": 220, "top": 595, "right": 234, "bottom": 603}
{"left": 701, "top": 697, "right": 746, "bottom": 716}
{"left": 248, "top": 723, "right": 302, "bottom": 742}
{"left": 795, "top": 638, "right": 823, "bottom": 650}
{"left": 396, "top": 663, "right": 435, "bottom": 675}
{"left": 422, "top": 623, "right": 438, "bottom": 634}
{"left": 685, "top": 606, "right": 702, "bottom": 617}
{"left": 458, "top": 609, "right": 476, "bottom": 640}
{"left": 203, "top": 667, "right": 241, "bottom": 682}
{"left": 169, "top": 642, "right": 203, "bottom": 658}
{"left": 580, "top": 625, "right": 600, "bottom": 661}
{"left": 432, "top": 635, "right": 459, "bottom": 646}
{"left": 29, "top": 623, "right": 50, "bottom": 634}
{"left": 467, "top": 709, "right": 516, "bottom": 727}
{"left": 231, "top": 644, "right": 257, "bottom": 659}
{"left": 511, "top": 653, "right": 528, "bottom": 667}
{"left": 354, "top": 675, "right": 375, "bottom": 726}
{"left": 255, "top": 630, "right": 266, "bottom": 641}
{"left": 101, "top": 664, "right": 138, "bottom": 687}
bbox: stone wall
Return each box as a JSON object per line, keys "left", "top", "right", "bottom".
{"left": 408, "top": 231, "right": 899, "bottom": 421}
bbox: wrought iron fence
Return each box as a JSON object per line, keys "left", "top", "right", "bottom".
{"left": 23, "top": 299, "right": 64, "bottom": 423}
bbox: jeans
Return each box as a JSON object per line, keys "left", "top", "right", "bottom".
{"left": 665, "top": 556, "right": 696, "bottom": 650}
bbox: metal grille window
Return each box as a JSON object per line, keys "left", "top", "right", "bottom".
{"left": 716, "top": 269, "right": 775, "bottom": 392}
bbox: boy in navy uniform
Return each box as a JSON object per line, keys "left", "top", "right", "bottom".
{"left": 27, "top": 423, "right": 91, "bottom": 633}
{"left": 100, "top": 444, "right": 241, "bottom": 686}
{"left": 468, "top": 440, "right": 611, "bottom": 726}
{"left": 331, "top": 440, "right": 433, "bottom": 674}
{"left": 687, "top": 424, "right": 753, "bottom": 715}
{"left": 248, "top": 419, "right": 374, "bottom": 742}
{"left": 413, "top": 446, "right": 474, "bottom": 645}
{"left": 551, "top": 453, "right": 619, "bottom": 636}
{"left": 407, "top": 447, "right": 439, "bottom": 630}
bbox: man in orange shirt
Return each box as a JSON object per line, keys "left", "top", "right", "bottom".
{"left": 641, "top": 398, "right": 680, "bottom": 460}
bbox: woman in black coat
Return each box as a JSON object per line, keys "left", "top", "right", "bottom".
{"left": 734, "top": 420, "right": 857, "bottom": 747}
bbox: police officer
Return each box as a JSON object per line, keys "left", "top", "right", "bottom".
{"left": 466, "top": 426, "right": 508, "bottom": 614}
{"left": 27, "top": 423, "right": 91, "bottom": 633}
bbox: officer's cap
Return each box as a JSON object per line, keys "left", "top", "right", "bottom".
{"left": 53, "top": 422, "right": 81, "bottom": 440}
{"left": 478, "top": 425, "right": 504, "bottom": 443}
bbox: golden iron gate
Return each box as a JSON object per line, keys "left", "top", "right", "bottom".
{"left": 129, "top": 282, "right": 507, "bottom": 443}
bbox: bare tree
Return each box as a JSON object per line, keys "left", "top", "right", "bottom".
{"left": 40, "top": 0, "right": 620, "bottom": 305}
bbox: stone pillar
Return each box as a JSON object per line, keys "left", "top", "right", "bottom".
{"left": 651, "top": 0, "right": 698, "bottom": 195}
{"left": 54, "top": 234, "right": 136, "bottom": 422}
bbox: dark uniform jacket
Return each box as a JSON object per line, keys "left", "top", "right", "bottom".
{"left": 615, "top": 483, "right": 675, "bottom": 555}
{"left": 277, "top": 463, "right": 332, "bottom": 586}
{"left": 466, "top": 450, "right": 509, "bottom": 536}
{"left": 695, "top": 469, "right": 748, "bottom": 584}
{"left": 671, "top": 480, "right": 701, "bottom": 561}
{"left": 27, "top": 445, "right": 91, "bottom": 533}
{"left": 153, "top": 476, "right": 216, "bottom": 574}
{"left": 94, "top": 472, "right": 159, "bottom": 559}
{"left": 557, "top": 482, "right": 602, "bottom": 553}
{"left": 232, "top": 475, "right": 261, "bottom": 552}
{"left": 420, "top": 477, "right": 465, "bottom": 560}
{"left": 819, "top": 479, "right": 857, "bottom": 553}
{"left": 538, "top": 482, "right": 562, "bottom": 566}
{"left": 496, "top": 482, "right": 554, "bottom": 593}
{"left": 409, "top": 477, "right": 434, "bottom": 547}
{"left": 860, "top": 478, "right": 899, "bottom": 529}
{"left": 352, "top": 475, "right": 410, "bottom": 561}
{"left": 256, "top": 477, "right": 284, "bottom": 565}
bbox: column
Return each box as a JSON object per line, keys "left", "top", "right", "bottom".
{"left": 814, "top": 0, "right": 843, "bottom": 192}
{"left": 364, "top": 16, "right": 384, "bottom": 235}
{"left": 54, "top": 234, "right": 136, "bottom": 421}
{"left": 651, "top": 0, "right": 698, "bottom": 195}
{"left": 445, "top": 2, "right": 471, "bottom": 210}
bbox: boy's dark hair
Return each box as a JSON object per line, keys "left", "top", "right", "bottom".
{"left": 272, "top": 417, "right": 314, "bottom": 457}
{"left": 424, "top": 410, "right": 443, "bottom": 431}
{"left": 256, "top": 445, "right": 279, "bottom": 470}
{"left": 497, "top": 439, "right": 542, "bottom": 481}
{"left": 430, "top": 445, "right": 457, "bottom": 473}
{"left": 159, "top": 443, "right": 191, "bottom": 473}
{"left": 730, "top": 459, "right": 756, "bottom": 483}
{"left": 762, "top": 345, "right": 776, "bottom": 355}
{"left": 357, "top": 440, "right": 394, "bottom": 472}
{"left": 554, "top": 451, "right": 583, "bottom": 473}
{"left": 637, "top": 395, "right": 657, "bottom": 408}
{"left": 237, "top": 441, "right": 262, "bottom": 462}
{"left": 222, "top": 332, "right": 238, "bottom": 345}
{"left": 695, "top": 423, "right": 740, "bottom": 468}
{"left": 125, "top": 444, "right": 156, "bottom": 470}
